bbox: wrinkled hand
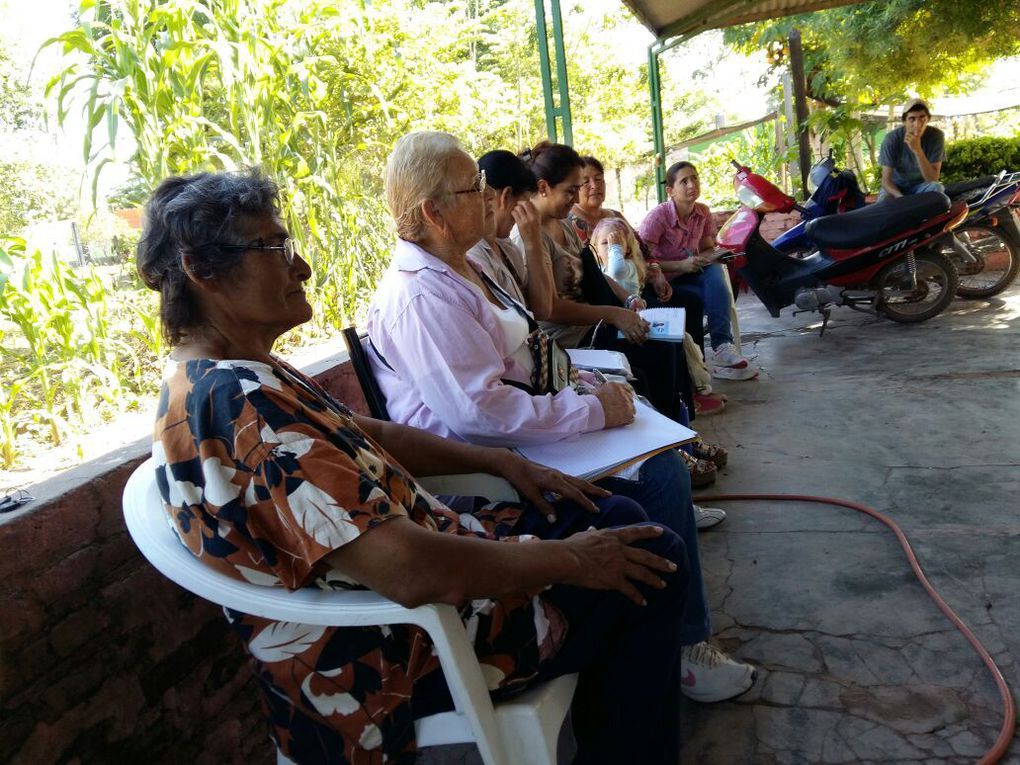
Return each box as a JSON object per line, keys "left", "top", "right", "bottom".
{"left": 563, "top": 525, "right": 677, "bottom": 605}
{"left": 511, "top": 199, "right": 542, "bottom": 246}
{"left": 612, "top": 306, "right": 650, "bottom": 344}
{"left": 595, "top": 381, "right": 636, "bottom": 429}
{"left": 497, "top": 451, "right": 610, "bottom": 522}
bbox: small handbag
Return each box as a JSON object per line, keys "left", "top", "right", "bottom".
{"left": 479, "top": 271, "right": 578, "bottom": 395}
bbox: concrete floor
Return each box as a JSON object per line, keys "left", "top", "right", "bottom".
{"left": 687, "top": 281, "right": 1020, "bottom": 764}
{"left": 422, "top": 281, "right": 1020, "bottom": 765}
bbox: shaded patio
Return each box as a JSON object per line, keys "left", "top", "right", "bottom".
{"left": 681, "top": 279, "right": 1020, "bottom": 762}
{"left": 414, "top": 279, "right": 1020, "bottom": 765}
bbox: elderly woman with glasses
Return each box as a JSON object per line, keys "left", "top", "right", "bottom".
{"left": 139, "top": 168, "right": 693, "bottom": 765}
{"left": 368, "top": 132, "right": 757, "bottom": 716}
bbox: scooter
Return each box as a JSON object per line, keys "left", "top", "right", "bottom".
{"left": 774, "top": 157, "right": 1020, "bottom": 299}
{"left": 718, "top": 161, "right": 968, "bottom": 334}
{"left": 770, "top": 154, "right": 866, "bottom": 254}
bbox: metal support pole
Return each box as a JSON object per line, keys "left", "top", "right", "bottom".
{"left": 648, "top": 43, "right": 666, "bottom": 202}
{"left": 549, "top": 0, "right": 572, "bottom": 145}
{"left": 788, "top": 28, "right": 812, "bottom": 199}
{"left": 534, "top": 0, "right": 557, "bottom": 142}
{"left": 534, "top": 0, "right": 572, "bottom": 144}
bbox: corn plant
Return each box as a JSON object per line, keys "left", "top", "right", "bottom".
{"left": 44, "top": 0, "right": 402, "bottom": 332}
{"left": 0, "top": 239, "right": 135, "bottom": 449}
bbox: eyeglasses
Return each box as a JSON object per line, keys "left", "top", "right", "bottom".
{"left": 450, "top": 169, "right": 487, "bottom": 196}
{"left": 213, "top": 237, "right": 298, "bottom": 265}
{"left": 0, "top": 489, "right": 33, "bottom": 514}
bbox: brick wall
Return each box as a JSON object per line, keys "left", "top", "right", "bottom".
{"left": 0, "top": 359, "right": 368, "bottom": 765}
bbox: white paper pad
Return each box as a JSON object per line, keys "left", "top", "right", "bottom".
{"left": 516, "top": 400, "right": 696, "bottom": 480}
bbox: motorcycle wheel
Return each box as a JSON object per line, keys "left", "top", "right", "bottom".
{"left": 874, "top": 250, "right": 959, "bottom": 323}
{"left": 945, "top": 225, "right": 1020, "bottom": 299}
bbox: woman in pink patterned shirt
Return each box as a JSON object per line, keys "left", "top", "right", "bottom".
{"left": 639, "top": 161, "right": 758, "bottom": 380}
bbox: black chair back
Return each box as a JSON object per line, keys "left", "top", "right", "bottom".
{"left": 341, "top": 327, "right": 391, "bottom": 421}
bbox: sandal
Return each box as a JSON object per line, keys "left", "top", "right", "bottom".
{"left": 680, "top": 449, "right": 717, "bottom": 488}
{"left": 691, "top": 438, "right": 728, "bottom": 468}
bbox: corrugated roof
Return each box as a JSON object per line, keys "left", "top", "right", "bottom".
{"left": 622, "top": 0, "right": 863, "bottom": 40}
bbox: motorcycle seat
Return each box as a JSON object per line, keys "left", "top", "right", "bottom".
{"left": 805, "top": 192, "right": 949, "bottom": 249}
{"left": 944, "top": 175, "right": 997, "bottom": 198}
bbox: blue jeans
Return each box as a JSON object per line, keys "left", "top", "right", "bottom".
{"left": 597, "top": 449, "right": 711, "bottom": 646}
{"left": 877, "top": 180, "right": 945, "bottom": 202}
{"left": 668, "top": 263, "right": 734, "bottom": 351}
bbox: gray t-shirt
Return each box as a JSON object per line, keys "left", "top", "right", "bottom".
{"left": 879, "top": 125, "right": 946, "bottom": 189}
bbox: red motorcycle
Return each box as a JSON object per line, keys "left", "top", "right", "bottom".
{"left": 717, "top": 161, "right": 969, "bottom": 333}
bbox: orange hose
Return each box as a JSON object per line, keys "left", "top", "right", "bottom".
{"left": 694, "top": 492, "right": 1017, "bottom": 764}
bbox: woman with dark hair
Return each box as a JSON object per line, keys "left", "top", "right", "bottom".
{"left": 639, "top": 160, "right": 757, "bottom": 380}
{"left": 139, "top": 166, "right": 695, "bottom": 765}
{"left": 468, "top": 149, "right": 553, "bottom": 317}
{"left": 568, "top": 155, "right": 627, "bottom": 245}
{"left": 512, "top": 141, "right": 700, "bottom": 419}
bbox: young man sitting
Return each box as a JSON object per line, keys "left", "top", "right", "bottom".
{"left": 878, "top": 98, "right": 946, "bottom": 202}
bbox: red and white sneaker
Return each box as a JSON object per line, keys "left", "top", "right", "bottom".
{"left": 709, "top": 342, "right": 750, "bottom": 369}
{"left": 680, "top": 641, "right": 757, "bottom": 703}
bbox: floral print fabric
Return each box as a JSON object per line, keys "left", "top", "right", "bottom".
{"left": 153, "top": 357, "right": 566, "bottom": 763}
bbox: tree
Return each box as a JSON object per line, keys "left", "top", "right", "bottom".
{"left": 0, "top": 50, "right": 77, "bottom": 235}
{"left": 724, "top": 0, "right": 1020, "bottom": 105}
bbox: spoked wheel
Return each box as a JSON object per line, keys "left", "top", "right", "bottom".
{"left": 943, "top": 225, "right": 1020, "bottom": 298}
{"left": 875, "top": 250, "right": 959, "bottom": 323}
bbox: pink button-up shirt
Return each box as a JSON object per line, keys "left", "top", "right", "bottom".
{"left": 638, "top": 201, "right": 717, "bottom": 267}
{"left": 365, "top": 239, "right": 605, "bottom": 447}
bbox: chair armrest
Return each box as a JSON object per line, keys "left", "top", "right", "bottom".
{"left": 419, "top": 473, "right": 519, "bottom": 503}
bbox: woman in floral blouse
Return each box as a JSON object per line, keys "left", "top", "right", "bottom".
{"left": 137, "top": 169, "right": 691, "bottom": 764}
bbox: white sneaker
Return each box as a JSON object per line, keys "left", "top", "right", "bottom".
{"left": 693, "top": 504, "right": 726, "bottom": 530}
{"left": 710, "top": 364, "right": 759, "bottom": 381}
{"left": 680, "top": 642, "right": 757, "bottom": 702}
{"left": 709, "top": 342, "right": 749, "bottom": 369}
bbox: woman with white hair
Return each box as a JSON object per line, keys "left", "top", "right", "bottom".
{"left": 367, "top": 131, "right": 758, "bottom": 712}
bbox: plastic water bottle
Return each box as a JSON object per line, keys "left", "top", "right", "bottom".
{"left": 608, "top": 242, "right": 626, "bottom": 272}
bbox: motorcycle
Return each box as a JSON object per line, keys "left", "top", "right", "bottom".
{"left": 770, "top": 154, "right": 866, "bottom": 254}
{"left": 773, "top": 156, "right": 1020, "bottom": 299}
{"left": 939, "top": 170, "right": 1020, "bottom": 297}
{"left": 717, "top": 160, "right": 968, "bottom": 334}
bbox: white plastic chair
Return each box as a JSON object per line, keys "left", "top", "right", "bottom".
{"left": 122, "top": 458, "right": 577, "bottom": 765}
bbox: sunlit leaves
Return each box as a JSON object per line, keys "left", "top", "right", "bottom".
{"left": 724, "top": 0, "right": 1020, "bottom": 105}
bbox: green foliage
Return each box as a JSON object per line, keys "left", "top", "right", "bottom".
{"left": 0, "top": 160, "right": 79, "bottom": 235}
{"left": 0, "top": 49, "right": 41, "bottom": 132}
{"left": 941, "top": 135, "right": 1020, "bottom": 184}
{"left": 687, "top": 121, "right": 797, "bottom": 209}
{"left": 724, "top": 0, "right": 1020, "bottom": 106}
{"left": 0, "top": 236, "right": 161, "bottom": 467}
{"left": 0, "top": 47, "right": 79, "bottom": 235}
